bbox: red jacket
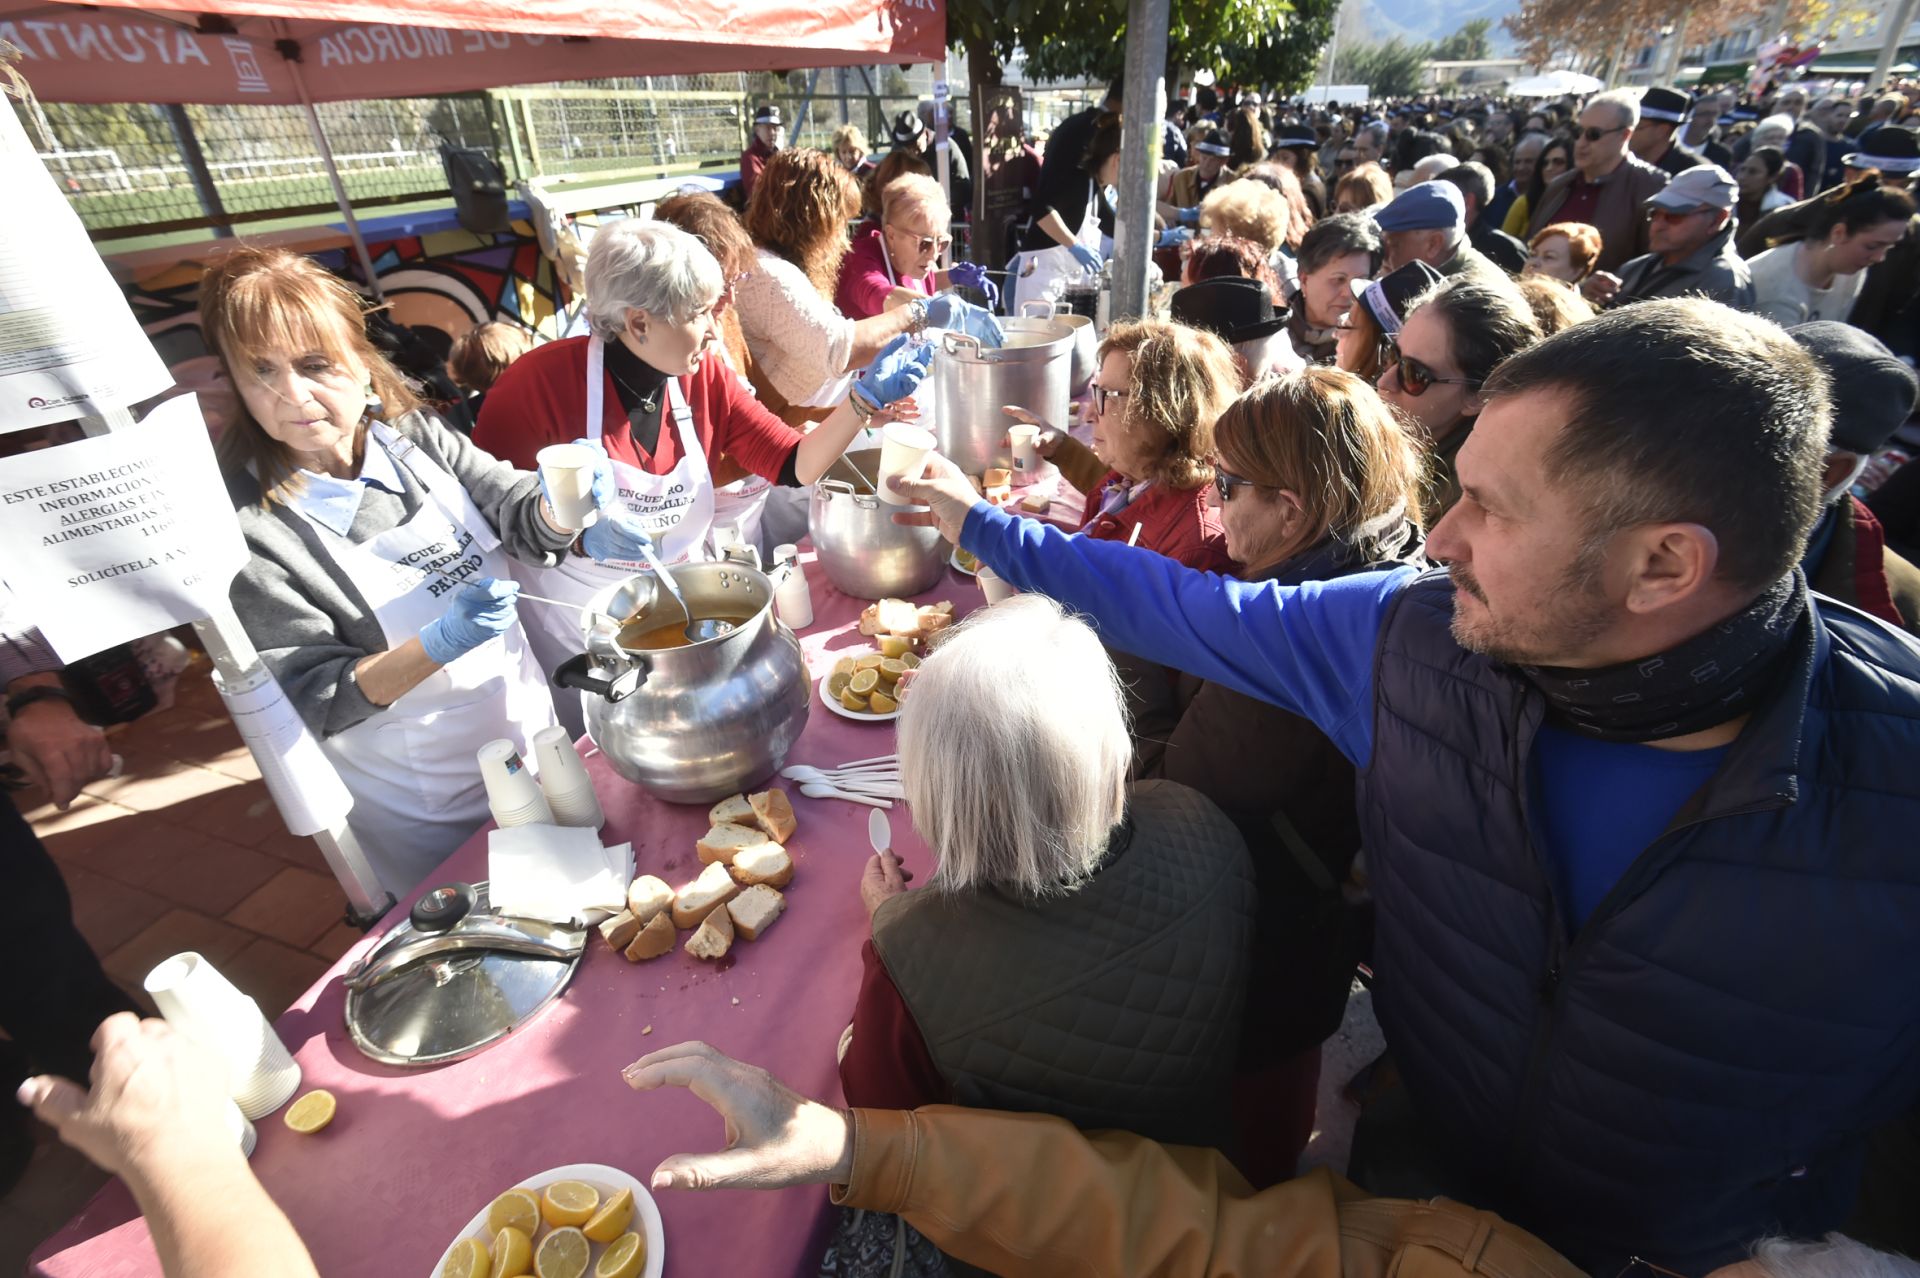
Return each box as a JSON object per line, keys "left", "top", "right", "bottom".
{"left": 472, "top": 336, "right": 800, "bottom": 481}
{"left": 1078, "top": 473, "right": 1233, "bottom": 573}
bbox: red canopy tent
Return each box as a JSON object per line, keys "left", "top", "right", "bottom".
{"left": 0, "top": 0, "right": 944, "bottom": 104}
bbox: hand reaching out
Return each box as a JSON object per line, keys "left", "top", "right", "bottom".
{"left": 1000, "top": 406, "right": 1064, "bottom": 459}
{"left": 860, "top": 850, "right": 911, "bottom": 918}
{"left": 623, "top": 1041, "right": 855, "bottom": 1191}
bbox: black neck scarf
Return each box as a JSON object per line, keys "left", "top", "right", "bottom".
{"left": 1514, "top": 572, "right": 1808, "bottom": 744}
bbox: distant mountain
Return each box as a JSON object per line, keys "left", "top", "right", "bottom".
{"left": 1333, "top": 0, "right": 1525, "bottom": 55}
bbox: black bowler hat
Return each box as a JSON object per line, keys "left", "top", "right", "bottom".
{"left": 1640, "top": 86, "right": 1690, "bottom": 125}
{"left": 1790, "top": 322, "right": 1920, "bottom": 455}
{"left": 1170, "top": 276, "right": 1290, "bottom": 343}
{"left": 1273, "top": 124, "right": 1318, "bottom": 149}
{"left": 1843, "top": 126, "right": 1920, "bottom": 176}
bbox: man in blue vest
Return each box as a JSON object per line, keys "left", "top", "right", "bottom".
{"left": 891, "top": 298, "right": 1920, "bottom": 1273}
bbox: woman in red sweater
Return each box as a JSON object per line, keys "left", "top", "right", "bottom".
{"left": 1009, "top": 320, "right": 1239, "bottom": 572}
{"left": 474, "top": 219, "right": 930, "bottom": 730}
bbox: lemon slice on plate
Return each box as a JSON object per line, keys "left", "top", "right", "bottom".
{"left": 582, "top": 1187, "right": 634, "bottom": 1244}
{"left": 486, "top": 1187, "right": 541, "bottom": 1238}
{"left": 596, "top": 1231, "right": 645, "bottom": 1278}
{"left": 539, "top": 1181, "right": 599, "bottom": 1228}
{"left": 441, "top": 1237, "right": 490, "bottom": 1278}
{"left": 534, "top": 1226, "right": 591, "bottom": 1278}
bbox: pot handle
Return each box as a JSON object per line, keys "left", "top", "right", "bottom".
{"left": 553, "top": 653, "right": 649, "bottom": 704}
{"left": 1019, "top": 299, "right": 1064, "bottom": 318}
{"left": 940, "top": 330, "right": 984, "bottom": 361}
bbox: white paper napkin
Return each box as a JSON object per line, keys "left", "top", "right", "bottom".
{"left": 488, "top": 825, "right": 632, "bottom": 923}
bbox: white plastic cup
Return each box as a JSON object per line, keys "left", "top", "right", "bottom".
{"left": 876, "top": 423, "right": 937, "bottom": 506}
{"left": 478, "top": 739, "right": 553, "bottom": 828}
{"left": 1009, "top": 424, "right": 1040, "bottom": 474}
{"left": 978, "top": 566, "right": 1016, "bottom": 605}
{"left": 145, "top": 953, "right": 301, "bottom": 1120}
{"left": 537, "top": 443, "right": 601, "bottom": 531}
{"left": 532, "top": 725, "right": 604, "bottom": 831}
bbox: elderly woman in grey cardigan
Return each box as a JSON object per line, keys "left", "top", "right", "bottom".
{"left": 202, "top": 247, "right": 648, "bottom": 894}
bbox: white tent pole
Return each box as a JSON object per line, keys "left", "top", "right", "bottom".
{"left": 1112, "top": 0, "right": 1171, "bottom": 321}
{"left": 277, "top": 25, "right": 386, "bottom": 303}
{"left": 933, "top": 57, "right": 953, "bottom": 270}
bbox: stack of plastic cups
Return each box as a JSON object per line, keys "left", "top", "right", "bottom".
{"left": 532, "top": 725, "right": 604, "bottom": 830}
{"left": 143, "top": 952, "right": 300, "bottom": 1145}
{"left": 478, "top": 738, "right": 554, "bottom": 827}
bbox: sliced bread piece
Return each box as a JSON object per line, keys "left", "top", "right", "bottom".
{"left": 623, "top": 910, "right": 676, "bottom": 961}
{"left": 876, "top": 597, "right": 920, "bottom": 635}
{"left": 598, "top": 909, "right": 642, "bottom": 952}
{"left": 727, "top": 885, "right": 786, "bottom": 941}
{"left": 672, "top": 860, "right": 741, "bottom": 929}
{"left": 728, "top": 842, "right": 794, "bottom": 889}
{"left": 748, "top": 788, "right": 798, "bottom": 842}
{"left": 708, "top": 793, "right": 756, "bottom": 828}
{"left": 626, "top": 874, "right": 674, "bottom": 925}
{"left": 684, "top": 903, "right": 734, "bottom": 960}
{"left": 696, "top": 822, "right": 773, "bottom": 866}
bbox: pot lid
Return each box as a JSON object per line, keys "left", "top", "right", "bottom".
{"left": 343, "top": 882, "right": 585, "bottom": 1068}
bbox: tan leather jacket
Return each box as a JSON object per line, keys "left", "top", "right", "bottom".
{"left": 834, "top": 1106, "right": 1585, "bottom": 1278}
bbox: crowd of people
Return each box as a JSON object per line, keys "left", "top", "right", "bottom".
{"left": 9, "top": 67, "right": 1920, "bottom": 1278}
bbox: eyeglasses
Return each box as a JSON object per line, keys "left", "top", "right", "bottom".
{"left": 1211, "top": 464, "right": 1267, "bottom": 503}
{"left": 1578, "top": 124, "right": 1628, "bottom": 142}
{"left": 1088, "top": 382, "right": 1130, "bottom": 416}
{"left": 1649, "top": 205, "right": 1712, "bottom": 222}
{"left": 887, "top": 223, "right": 953, "bottom": 254}
{"left": 1386, "top": 338, "right": 1479, "bottom": 397}
{"left": 1613, "top": 1256, "right": 1690, "bottom": 1278}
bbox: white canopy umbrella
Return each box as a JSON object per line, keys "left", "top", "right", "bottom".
{"left": 1508, "top": 69, "right": 1606, "bottom": 97}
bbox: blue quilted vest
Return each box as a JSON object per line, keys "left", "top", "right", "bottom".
{"left": 1360, "top": 570, "right": 1920, "bottom": 1271}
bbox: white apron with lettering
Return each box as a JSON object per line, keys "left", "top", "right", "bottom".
{"left": 299, "top": 422, "right": 556, "bottom": 896}
{"left": 1009, "top": 182, "right": 1103, "bottom": 316}
{"left": 510, "top": 334, "right": 717, "bottom": 735}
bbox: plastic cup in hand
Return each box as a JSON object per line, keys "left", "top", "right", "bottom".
{"left": 537, "top": 443, "right": 601, "bottom": 531}
{"left": 876, "top": 423, "right": 937, "bottom": 506}
{"left": 1009, "top": 424, "right": 1040, "bottom": 474}
{"left": 478, "top": 739, "right": 553, "bottom": 828}
{"left": 532, "top": 725, "right": 603, "bottom": 830}
{"left": 145, "top": 952, "right": 301, "bottom": 1120}
{"left": 978, "top": 565, "right": 1017, "bottom": 605}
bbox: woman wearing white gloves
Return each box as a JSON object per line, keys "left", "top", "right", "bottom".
{"left": 474, "top": 218, "right": 934, "bottom": 734}
{"left": 205, "top": 247, "right": 637, "bottom": 896}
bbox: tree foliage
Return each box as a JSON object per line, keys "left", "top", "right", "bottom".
{"left": 1340, "top": 37, "right": 1433, "bottom": 97}
{"left": 1432, "top": 19, "right": 1494, "bottom": 62}
{"left": 1219, "top": 0, "right": 1343, "bottom": 95}
{"left": 1499, "top": 0, "right": 1866, "bottom": 71}
{"left": 950, "top": 0, "right": 1299, "bottom": 86}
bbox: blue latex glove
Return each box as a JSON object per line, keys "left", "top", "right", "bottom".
{"left": 851, "top": 333, "right": 936, "bottom": 411}
{"left": 946, "top": 260, "right": 1000, "bottom": 308}
{"left": 924, "top": 293, "right": 1005, "bottom": 348}
{"left": 1156, "top": 225, "right": 1194, "bottom": 250}
{"left": 1176, "top": 206, "right": 1200, "bottom": 226}
{"left": 1068, "top": 243, "right": 1103, "bottom": 273}
{"left": 419, "top": 577, "right": 520, "bottom": 665}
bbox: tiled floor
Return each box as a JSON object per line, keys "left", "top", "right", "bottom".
{"left": 3, "top": 657, "right": 362, "bottom": 1274}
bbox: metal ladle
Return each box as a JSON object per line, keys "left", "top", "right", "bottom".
{"left": 634, "top": 542, "right": 733, "bottom": 644}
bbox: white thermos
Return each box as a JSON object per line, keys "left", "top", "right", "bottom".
{"left": 772, "top": 543, "right": 813, "bottom": 629}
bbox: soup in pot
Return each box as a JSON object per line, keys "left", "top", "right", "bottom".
{"left": 617, "top": 608, "right": 759, "bottom": 651}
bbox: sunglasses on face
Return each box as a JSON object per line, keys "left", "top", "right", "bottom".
{"left": 1578, "top": 124, "right": 1628, "bottom": 142}
{"left": 1386, "top": 338, "right": 1479, "bottom": 398}
{"left": 1211, "top": 464, "right": 1266, "bottom": 503}
{"left": 888, "top": 223, "right": 953, "bottom": 254}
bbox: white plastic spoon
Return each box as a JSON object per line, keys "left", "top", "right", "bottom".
{"left": 798, "top": 782, "right": 892, "bottom": 808}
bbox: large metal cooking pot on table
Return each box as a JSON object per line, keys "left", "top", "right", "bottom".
{"left": 551, "top": 551, "right": 809, "bottom": 804}
{"left": 809, "top": 447, "right": 947, "bottom": 600}
{"left": 1020, "top": 300, "right": 1097, "bottom": 396}
{"left": 930, "top": 318, "right": 1072, "bottom": 477}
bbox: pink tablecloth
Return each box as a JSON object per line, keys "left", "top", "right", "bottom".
{"left": 32, "top": 547, "right": 982, "bottom": 1278}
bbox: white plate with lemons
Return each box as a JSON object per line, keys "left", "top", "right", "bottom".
{"left": 431, "top": 1162, "right": 663, "bottom": 1278}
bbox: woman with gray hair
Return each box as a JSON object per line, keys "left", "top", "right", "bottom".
{"left": 840, "top": 594, "right": 1257, "bottom": 1155}
{"left": 473, "top": 218, "right": 933, "bottom": 732}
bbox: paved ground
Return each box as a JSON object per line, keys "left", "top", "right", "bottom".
{"left": 2, "top": 658, "right": 359, "bottom": 1275}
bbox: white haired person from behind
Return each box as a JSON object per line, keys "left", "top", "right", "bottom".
{"left": 840, "top": 593, "right": 1258, "bottom": 1155}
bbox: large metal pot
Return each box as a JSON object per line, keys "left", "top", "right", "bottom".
{"left": 809, "top": 448, "right": 947, "bottom": 600}
{"left": 552, "top": 553, "right": 810, "bottom": 804}
{"left": 1020, "top": 300, "right": 1097, "bottom": 396}
{"left": 930, "top": 319, "right": 1072, "bottom": 477}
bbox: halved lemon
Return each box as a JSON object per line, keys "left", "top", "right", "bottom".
{"left": 826, "top": 670, "right": 851, "bottom": 699}
{"left": 849, "top": 668, "right": 880, "bottom": 696}
{"left": 854, "top": 653, "right": 886, "bottom": 670}
{"left": 831, "top": 655, "right": 856, "bottom": 677}
{"left": 539, "top": 1180, "right": 599, "bottom": 1228}
{"left": 582, "top": 1187, "right": 634, "bottom": 1243}
{"left": 899, "top": 652, "right": 922, "bottom": 669}
{"left": 442, "top": 1237, "right": 490, "bottom": 1278}
{"left": 877, "top": 634, "right": 912, "bottom": 658}
{"left": 486, "top": 1188, "right": 541, "bottom": 1238}
{"left": 837, "top": 687, "right": 870, "bottom": 712}
{"left": 868, "top": 691, "right": 898, "bottom": 714}
{"left": 877, "top": 658, "right": 907, "bottom": 685}
{"left": 596, "top": 1231, "right": 646, "bottom": 1278}
{"left": 534, "top": 1226, "right": 591, "bottom": 1278}
{"left": 489, "top": 1226, "right": 532, "bottom": 1278}
{"left": 282, "top": 1088, "right": 336, "bottom": 1134}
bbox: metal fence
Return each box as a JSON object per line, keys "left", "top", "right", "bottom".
{"left": 11, "top": 65, "right": 986, "bottom": 242}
